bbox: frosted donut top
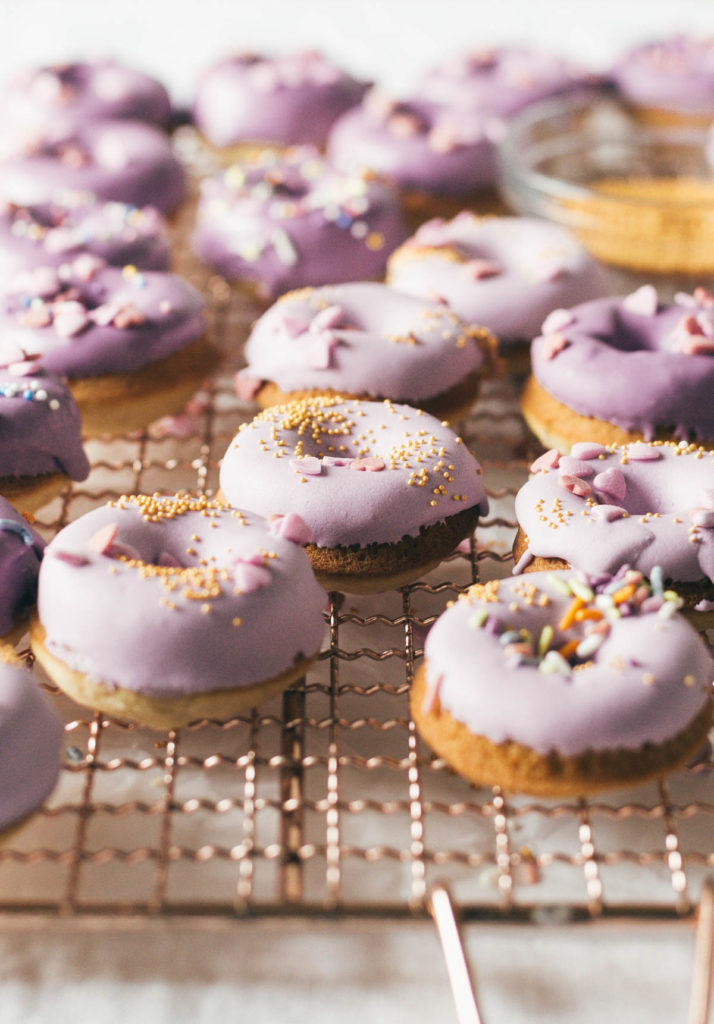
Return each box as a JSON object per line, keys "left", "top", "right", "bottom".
{"left": 515, "top": 440, "right": 714, "bottom": 584}
{"left": 0, "top": 257, "right": 205, "bottom": 379}
{"left": 611, "top": 36, "right": 714, "bottom": 117}
{"left": 0, "top": 498, "right": 45, "bottom": 637}
{"left": 0, "top": 197, "right": 169, "bottom": 275}
{"left": 0, "top": 368, "right": 89, "bottom": 483}
{"left": 220, "top": 396, "right": 488, "bottom": 548}
{"left": 530, "top": 287, "right": 714, "bottom": 442}
{"left": 0, "top": 120, "right": 186, "bottom": 215}
{"left": 192, "top": 147, "right": 405, "bottom": 299}
{"left": 419, "top": 46, "right": 598, "bottom": 118}
{"left": 0, "top": 654, "right": 63, "bottom": 832}
{"left": 0, "top": 60, "right": 172, "bottom": 153}
{"left": 327, "top": 91, "right": 499, "bottom": 194}
{"left": 423, "top": 570, "right": 712, "bottom": 756}
{"left": 193, "top": 51, "right": 368, "bottom": 148}
{"left": 37, "top": 494, "right": 326, "bottom": 698}
{"left": 238, "top": 282, "right": 492, "bottom": 402}
{"left": 387, "top": 214, "right": 608, "bottom": 345}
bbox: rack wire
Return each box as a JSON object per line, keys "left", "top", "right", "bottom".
{"left": 0, "top": 169, "right": 712, "bottom": 927}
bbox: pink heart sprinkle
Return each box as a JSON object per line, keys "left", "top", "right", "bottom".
{"left": 269, "top": 512, "right": 314, "bottom": 545}
{"left": 311, "top": 305, "right": 344, "bottom": 332}
{"left": 52, "top": 549, "right": 90, "bottom": 567}
{"left": 464, "top": 258, "right": 502, "bottom": 280}
{"left": 571, "top": 442, "right": 607, "bottom": 460}
{"left": 529, "top": 449, "right": 560, "bottom": 474}
{"left": 694, "top": 286, "right": 714, "bottom": 307}
{"left": 20, "top": 266, "right": 61, "bottom": 298}
{"left": 541, "top": 308, "right": 575, "bottom": 334}
{"left": 289, "top": 455, "right": 322, "bottom": 476}
{"left": 87, "top": 522, "right": 118, "bottom": 555}
{"left": 538, "top": 332, "right": 569, "bottom": 360}
{"left": 72, "top": 253, "right": 107, "bottom": 280}
{"left": 112, "top": 303, "right": 146, "bottom": 329}
{"left": 593, "top": 467, "right": 626, "bottom": 502}
{"left": 690, "top": 508, "right": 714, "bottom": 529}
{"left": 17, "top": 305, "right": 52, "bottom": 329}
{"left": 306, "top": 332, "right": 338, "bottom": 369}
{"left": 622, "top": 284, "right": 658, "bottom": 316}
{"left": 414, "top": 217, "right": 446, "bottom": 245}
{"left": 589, "top": 504, "right": 627, "bottom": 522}
{"left": 7, "top": 359, "right": 42, "bottom": 377}
{"left": 532, "top": 261, "right": 566, "bottom": 283}
{"left": 349, "top": 457, "right": 386, "bottom": 472}
{"left": 702, "top": 489, "right": 714, "bottom": 510}
{"left": 559, "top": 474, "right": 592, "bottom": 498}
{"left": 322, "top": 456, "right": 353, "bottom": 467}
{"left": 389, "top": 112, "right": 424, "bottom": 138}
{"left": 626, "top": 443, "right": 661, "bottom": 461}
{"left": 279, "top": 315, "right": 310, "bottom": 339}
{"left": 91, "top": 302, "right": 123, "bottom": 326}
{"left": 234, "top": 561, "right": 272, "bottom": 593}
{"left": 428, "top": 124, "right": 461, "bottom": 153}
{"left": 681, "top": 335, "right": 714, "bottom": 355}
{"left": 53, "top": 301, "right": 90, "bottom": 338}
{"left": 234, "top": 371, "right": 263, "bottom": 401}
{"left": 558, "top": 456, "right": 594, "bottom": 479}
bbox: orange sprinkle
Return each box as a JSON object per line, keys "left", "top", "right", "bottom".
{"left": 558, "top": 597, "right": 584, "bottom": 631}
{"left": 558, "top": 639, "right": 580, "bottom": 660}
{"left": 612, "top": 583, "right": 636, "bottom": 605}
{"left": 574, "top": 608, "right": 603, "bottom": 622}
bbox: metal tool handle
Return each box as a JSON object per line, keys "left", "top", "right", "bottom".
{"left": 428, "top": 883, "right": 485, "bottom": 1024}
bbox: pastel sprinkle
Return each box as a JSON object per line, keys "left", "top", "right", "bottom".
{"left": 575, "top": 633, "right": 604, "bottom": 659}
{"left": 622, "top": 284, "right": 658, "bottom": 316}
{"left": 349, "top": 457, "right": 386, "bottom": 472}
{"left": 539, "top": 650, "right": 571, "bottom": 675}
{"left": 570, "top": 442, "right": 607, "bottom": 460}
{"left": 87, "top": 522, "right": 119, "bottom": 555}
{"left": 558, "top": 456, "right": 594, "bottom": 479}
{"left": 234, "top": 561, "right": 272, "bottom": 593}
{"left": 541, "top": 308, "right": 575, "bottom": 334}
{"left": 469, "top": 609, "right": 489, "bottom": 629}
{"left": 589, "top": 504, "right": 627, "bottom": 522}
{"left": 537, "top": 625, "right": 554, "bottom": 657}
{"left": 547, "top": 573, "right": 573, "bottom": 596}
{"left": 530, "top": 449, "right": 560, "bottom": 474}
{"left": 289, "top": 455, "right": 322, "bottom": 476}
{"left": 569, "top": 579, "right": 594, "bottom": 602}
{"left": 593, "top": 467, "right": 626, "bottom": 502}
{"left": 559, "top": 474, "right": 592, "bottom": 498}
{"left": 539, "top": 332, "right": 569, "bottom": 360}
{"left": 268, "top": 512, "right": 314, "bottom": 546}
{"left": 626, "top": 443, "right": 661, "bottom": 461}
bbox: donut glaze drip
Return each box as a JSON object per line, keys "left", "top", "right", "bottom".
{"left": 0, "top": 498, "right": 45, "bottom": 637}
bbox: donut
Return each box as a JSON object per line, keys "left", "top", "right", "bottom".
{"left": 611, "top": 36, "right": 714, "bottom": 127}
{"left": 0, "top": 60, "right": 172, "bottom": 154}
{"left": 0, "top": 257, "right": 216, "bottom": 435}
{"left": 0, "top": 120, "right": 186, "bottom": 216}
{"left": 327, "top": 90, "right": 507, "bottom": 226}
{"left": 0, "top": 196, "right": 170, "bottom": 276}
{"left": 0, "top": 648, "right": 63, "bottom": 837}
{"left": 0, "top": 368, "right": 89, "bottom": 511}
{"left": 387, "top": 214, "right": 607, "bottom": 370}
{"left": 31, "top": 494, "right": 327, "bottom": 730}
{"left": 192, "top": 147, "right": 405, "bottom": 302}
{"left": 513, "top": 440, "right": 714, "bottom": 623}
{"left": 521, "top": 286, "right": 714, "bottom": 452}
{"left": 0, "top": 498, "right": 45, "bottom": 644}
{"left": 411, "top": 570, "right": 713, "bottom": 796}
{"left": 218, "top": 396, "right": 489, "bottom": 593}
{"left": 235, "top": 282, "right": 497, "bottom": 420}
{"left": 193, "top": 51, "right": 368, "bottom": 161}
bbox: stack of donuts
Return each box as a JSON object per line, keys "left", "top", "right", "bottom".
{"left": 2, "top": 36, "right": 714, "bottom": 841}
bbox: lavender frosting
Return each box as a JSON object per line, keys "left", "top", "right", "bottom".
{"left": 387, "top": 214, "right": 608, "bottom": 346}
{"left": 611, "top": 36, "right": 714, "bottom": 117}
{"left": 515, "top": 441, "right": 714, "bottom": 584}
{"left": 0, "top": 258, "right": 205, "bottom": 379}
{"left": 530, "top": 287, "right": 714, "bottom": 442}
{"left": 0, "top": 120, "right": 186, "bottom": 215}
{"left": 237, "top": 282, "right": 489, "bottom": 401}
{"left": 327, "top": 91, "right": 500, "bottom": 195}
{"left": 0, "top": 197, "right": 169, "bottom": 276}
{"left": 192, "top": 147, "right": 405, "bottom": 298}
{"left": 0, "top": 657, "right": 63, "bottom": 832}
{"left": 220, "top": 397, "right": 488, "bottom": 548}
{"left": 423, "top": 571, "right": 712, "bottom": 756}
{"left": 0, "top": 498, "right": 45, "bottom": 637}
{"left": 193, "top": 51, "right": 368, "bottom": 148}
{"left": 37, "top": 495, "right": 326, "bottom": 698}
{"left": 0, "top": 369, "right": 89, "bottom": 482}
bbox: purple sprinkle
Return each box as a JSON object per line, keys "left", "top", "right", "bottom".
{"left": 626, "top": 443, "right": 661, "bottom": 461}
{"left": 558, "top": 455, "right": 594, "bottom": 479}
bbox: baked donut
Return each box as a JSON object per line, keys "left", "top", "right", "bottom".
{"left": 521, "top": 287, "right": 714, "bottom": 452}
{"left": 192, "top": 147, "right": 405, "bottom": 302}
{"left": 0, "top": 257, "right": 215, "bottom": 435}
{"left": 0, "top": 648, "right": 63, "bottom": 837}
{"left": 0, "top": 120, "right": 186, "bottom": 216}
{"left": 411, "top": 570, "right": 713, "bottom": 796}
{"left": 0, "top": 498, "right": 45, "bottom": 644}
{"left": 193, "top": 51, "right": 368, "bottom": 162}
{"left": 31, "top": 494, "right": 326, "bottom": 730}
{"left": 0, "top": 196, "right": 170, "bottom": 276}
{"left": 235, "top": 282, "right": 497, "bottom": 420}
{"left": 513, "top": 440, "right": 714, "bottom": 623}
{"left": 611, "top": 36, "right": 714, "bottom": 127}
{"left": 0, "top": 368, "right": 89, "bottom": 511}
{"left": 219, "top": 396, "right": 488, "bottom": 593}
{"left": 387, "top": 213, "right": 607, "bottom": 371}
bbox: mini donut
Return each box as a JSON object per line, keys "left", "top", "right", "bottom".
{"left": 31, "top": 494, "right": 327, "bottom": 730}
{"left": 235, "top": 282, "right": 497, "bottom": 421}
{"left": 387, "top": 213, "right": 607, "bottom": 371}
{"left": 0, "top": 499, "right": 45, "bottom": 644}
{"left": 0, "top": 60, "right": 172, "bottom": 155}
{"left": 0, "top": 368, "right": 89, "bottom": 511}
{"left": 193, "top": 51, "right": 368, "bottom": 162}
{"left": 513, "top": 440, "right": 714, "bottom": 624}
{"left": 218, "top": 396, "right": 489, "bottom": 593}
{"left": 411, "top": 570, "right": 713, "bottom": 796}
{"left": 192, "top": 147, "right": 405, "bottom": 303}
{"left": 327, "top": 90, "right": 507, "bottom": 226}
{"left": 0, "top": 196, "right": 170, "bottom": 276}
{"left": 0, "top": 648, "right": 63, "bottom": 837}
{"left": 0, "top": 120, "right": 186, "bottom": 216}
{"left": 0, "top": 257, "right": 216, "bottom": 435}
{"left": 521, "top": 286, "right": 714, "bottom": 452}
{"left": 611, "top": 36, "right": 714, "bottom": 127}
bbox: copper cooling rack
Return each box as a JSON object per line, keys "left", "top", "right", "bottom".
{"left": 0, "top": 157, "right": 712, "bottom": 925}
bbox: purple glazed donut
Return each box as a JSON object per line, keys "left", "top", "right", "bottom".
{"left": 0, "top": 196, "right": 169, "bottom": 276}
{"left": 192, "top": 147, "right": 405, "bottom": 300}
{"left": 387, "top": 214, "right": 608, "bottom": 351}
{"left": 193, "top": 51, "right": 368, "bottom": 150}
{"left": 611, "top": 36, "right": 714, "bottom": 122}
{"left": 522, "top": 285, "right": 714, "bottom": 451}
{"left": 0, "top": 497, "right": 46, "bottom": 641}
{"left": 0, "top": 120, "right": 186, "bottom": 215}
{"left": 0, "top": 653, "right": 63, "bottom": 834}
